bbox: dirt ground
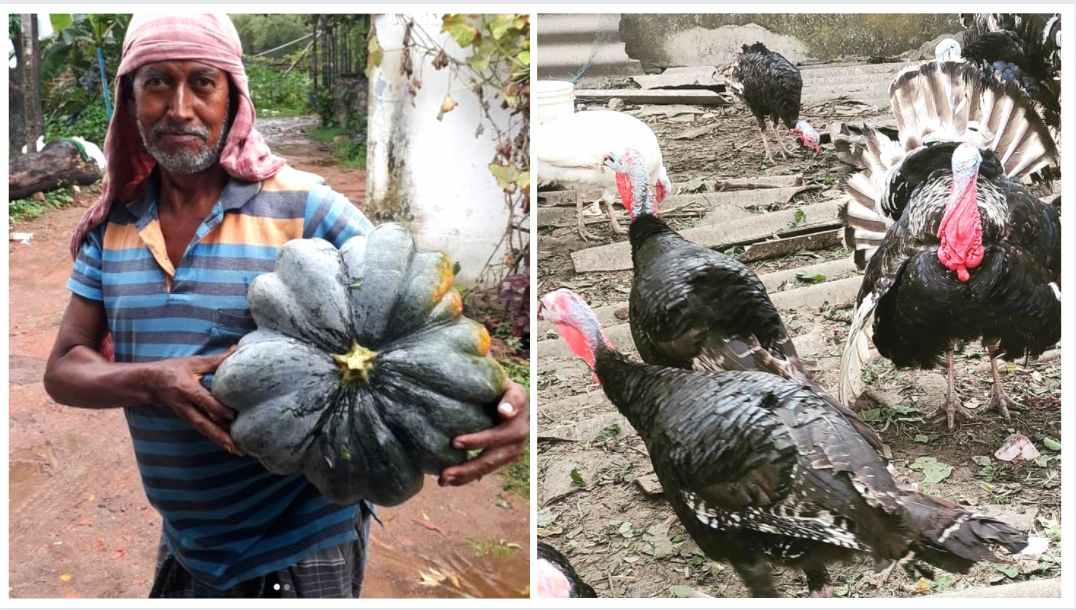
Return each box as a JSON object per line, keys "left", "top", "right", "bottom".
{"left": 535, "top": 70, "right": 1062, "bottom": 598}
{"left": 8, "top": 116, "right": 529, "bottom": 599}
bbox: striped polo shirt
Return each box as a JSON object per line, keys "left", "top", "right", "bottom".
{"left": 68, "top": 166, "right": 375, "bottom": 591}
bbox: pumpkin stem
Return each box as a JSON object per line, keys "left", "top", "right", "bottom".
{"left": 332, "top": 341, "right": 378, "bottom": 384}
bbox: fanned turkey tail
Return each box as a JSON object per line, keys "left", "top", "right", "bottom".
{"left": 838, "top": 60, "right": 1058, "bottom": 271}
{"left": 899, "top": 491, "right": 1038, "bottom": 574}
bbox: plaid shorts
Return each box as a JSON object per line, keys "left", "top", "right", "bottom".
{"left": 149, "top": 502, "right": 374, "bottom": 598}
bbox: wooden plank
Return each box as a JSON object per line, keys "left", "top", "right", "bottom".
{"left": 571, "top": 199, "right": 842, "bottom": 273}
{"left": 537, "top": 260, "right": 861, "bottom": 336}
{"left": 739, "top": 229, "right": 843, "bottom": 263}
{"left": 713, "top": 174, "right": 802, "bottom": 190}
{"left": 537, "top": 189, "right": 577, "bottom": 206}
{"left": 574, "top": 89, "right": 732, "bottom": 106}
{"left": 632, "top": 67, "right": 727, "bottom": 90}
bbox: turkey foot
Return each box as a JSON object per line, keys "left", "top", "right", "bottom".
{"left": 988, "top": 359, "right": 1025, "bottom": 421}
{"left": 576, "top": 197, "right": 599, "bottom": 241}
{"left": 803, "top": 566, "right": 832, "bottom": 598}
{"left": 775, "top": 127, "right": 795, "bottom": 157}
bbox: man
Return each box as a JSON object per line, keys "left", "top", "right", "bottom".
{"left": 43, "top": 14, "right": 528, "bottom": 598}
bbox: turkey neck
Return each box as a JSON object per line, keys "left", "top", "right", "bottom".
{"left": 628, "top": 214, "right": 678, "bottom": 265}
{"left": 593, "top": 346, "right": 665, "bottom": 435}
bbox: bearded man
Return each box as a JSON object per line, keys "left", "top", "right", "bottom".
{"left": 43, "top": 14, "right": 528, "bottom": 598}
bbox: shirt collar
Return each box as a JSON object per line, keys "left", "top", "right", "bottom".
{"left": 124, "top": 170, "right": 261, "bottom": 225}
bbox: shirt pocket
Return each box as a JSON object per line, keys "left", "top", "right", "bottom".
{"left": 209, "top": 310, "right": 257, "bottom": 343}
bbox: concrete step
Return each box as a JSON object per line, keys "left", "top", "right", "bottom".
{"left": 571, "top": 199, "right": 842, "bottom": 273}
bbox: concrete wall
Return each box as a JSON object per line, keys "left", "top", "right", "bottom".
{"left": 366, "top": 14, "right": 516, "bottom": 288}
{"left": 619, "top": 14, "right": 962, "bottom": 67}
{"left": 537, "top": 13, "right": 963, "bottom": 78}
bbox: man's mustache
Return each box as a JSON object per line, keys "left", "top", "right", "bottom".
{"left": 151, "top": 121, "right": 209, "bottom": 141}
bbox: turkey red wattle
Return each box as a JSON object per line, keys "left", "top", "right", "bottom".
{"left": 937, "top": 169, "right": 984, "bottom": 283}
{"left": 615, "top": 171, "right": 635, "bottom": 218}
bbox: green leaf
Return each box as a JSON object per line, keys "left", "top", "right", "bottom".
{"left": 515, "top": 172, "right": 530, "bottom": 191}
{"left": 489, "top": 14, "right": 516, "bottom": 40}
{"left": 992, "top": 563, "right": 1019, "bottom": 579}
{"left": 795, "top": 272, "right": 826, "bottom": 284}
{"left": 49, "top": 14, "right": 74, "bottom": 32}
{"left": 859, "top": 408, "right": 883, "bottom": 423}
{"left": 669, "top": 585, "right": 701, "bottom": 598}
{"left": 517, "top": 50, "right": 530, "bottom": 66}
{"left": 792, "top": 207, "right": 807, "bottom": 225}
{"left": 1043, "top": 437, "right": 1061, "bottom": 451}
{"left": 468, "top": 51, "right": 491, "bottom": 73}
{"left": 442, "top": 14, "right": 479, "bottom": 48}
{"left": 909, "top": 456, "right": 953, "bottom": 485}
{"left": 594, "top": 423, "right": 621, "bottom": 443}
{"left": 914, "top": 434, "right": 930, "bottom": 444}
{"left": 972, "top": 455, "right": 992, "bottom": 467}
{"left": 366, "top": 33, "right": 383, "bottom": 78}
{"left": 489, "top": 162, "right": 521, "bottom": 193}
{"left": 569, "top": 467, "right": 585, "bottom": 487}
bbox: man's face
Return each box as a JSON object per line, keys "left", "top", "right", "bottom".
{"left": 132, "top": 60, "right": 231, "bottom": 175}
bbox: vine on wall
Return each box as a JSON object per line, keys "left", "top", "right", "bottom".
{"left": 373, "top": 14, "right": 530, "bottom": 342}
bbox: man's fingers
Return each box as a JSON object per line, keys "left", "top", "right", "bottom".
{"left": 175, "top": 402, "right": 242, "bottom": 456}
{"left": 439, "top": 443, "right": 523, "bottom": 487}
{"left": 185, "top": 385, "right": 236, "bottom": 424}
{"left": 498, "top": 380, "right": 528, "bottom": 418}
{"left": 452, "top": 414, "right": 527, "bottom": 451}
{"left": 189, "top": 346, "right": 237, "bottom": 374}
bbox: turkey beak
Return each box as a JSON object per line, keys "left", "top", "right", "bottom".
{"left": 602, "top": 154, "right": 618, "bottom": 172}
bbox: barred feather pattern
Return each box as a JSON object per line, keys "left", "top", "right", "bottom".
{"left": 839, "top": 60, "right": 1057, "bottom": 270}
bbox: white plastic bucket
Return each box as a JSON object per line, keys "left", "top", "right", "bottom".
{"left": 534, "top": 80, "right": 576, "bottom": 127}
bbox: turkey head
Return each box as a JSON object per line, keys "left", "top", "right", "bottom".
{"left": 540, "top": 289, "right": 613, "bottom": 379}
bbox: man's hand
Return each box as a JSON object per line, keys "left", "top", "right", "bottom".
{"left": 439, "top": 380, "right": 528, "bottom": 487}
{"left": 147, "top": 348, "right": 241, "bottom": 455}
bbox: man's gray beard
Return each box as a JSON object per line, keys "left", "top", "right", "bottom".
{"left": 138, "top": 114, "right": 231, "bottom": 175}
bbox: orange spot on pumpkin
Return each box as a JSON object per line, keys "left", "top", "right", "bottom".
{"left": 476, "top": 325, "right": 492, "bottom": 356}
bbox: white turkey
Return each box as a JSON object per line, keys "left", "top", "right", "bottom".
{"left": 537, "top": 109, "right": 672, "bottom": 241}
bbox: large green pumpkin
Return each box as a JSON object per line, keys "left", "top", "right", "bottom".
{"left": 212, "top": 223, "right": 508, "bottom": 506}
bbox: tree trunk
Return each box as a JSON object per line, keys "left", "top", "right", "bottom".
{"left": 8, "top": 140, "right": 103, "bottom": 200}
{"left": 19, "top": 15, "right": 43, "bottom": 152}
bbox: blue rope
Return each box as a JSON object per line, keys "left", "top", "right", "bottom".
{"left": 97, "top": 46, "right": 112, "bottom": 120}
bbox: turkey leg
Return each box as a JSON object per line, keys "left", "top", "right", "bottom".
{"left": 803, "top": 566, "right": 833, "bottom": 598}
{"left": 732, "top": 557, "right": 778, "bottom": 597}
{"left": 603, "top": 199, "right": 626, "bottom": 235}
{"left": 988, "top": 358, "right": 1025, "bottom": 420}
{"left": 575, "top": 192, "right": 598, "bottom": 241}
{"left": 757, "top": 121, "right": 776, "bottom": 165}
{"left": 925, "top": 350, "right": 977, "bottom": 430}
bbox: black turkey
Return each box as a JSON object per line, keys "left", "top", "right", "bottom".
{"left": 603, "top": 147, "right": 815, "bottom": 388}
{"left": 959, "top": 12, "right": 1061, "bottom": 143}
{"left": 536, "top": 541, "right": 596, "bottom": 598}
{"left": 723, "top": 42, "right": 821, "bottom": 164}
{"left": 541, "top": 288, "right": 1038, "bottom": 597}
{"left": 838, "top": 60, "right": 1060, "bottom": 429}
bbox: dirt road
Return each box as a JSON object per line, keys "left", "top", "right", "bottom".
{"left": 8, "top": 116, "right": 529, "bottom": 598}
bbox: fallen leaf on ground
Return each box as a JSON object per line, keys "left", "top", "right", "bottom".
{"left": 995, "top": 433, "right": 1040, "bottom": 463}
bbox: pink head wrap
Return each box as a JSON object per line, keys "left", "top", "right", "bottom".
{"left": 69, "top": 13, "right": 285, "bottom": 258}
